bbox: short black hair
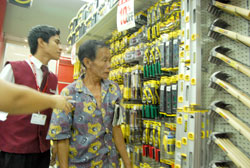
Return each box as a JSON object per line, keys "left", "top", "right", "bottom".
{"left": 28, "top": 25, "right": 60, "bottom": 55}
{"left": 78, "top": 40, "right": 109, "bottom": 67}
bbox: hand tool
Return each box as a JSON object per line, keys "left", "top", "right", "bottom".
{"left": 207, "top": 0, "right": 250, "bottom": 21}
{"left": 209, "top": 46, "right": 250, "bottom": 77}
{"left": 143, "top": 47, "right": 150, "bottom": 78}
{"left": 208, "top": 18, "right": 250, "bottom": 47}
{"left": 210, "top": 100, "right": 250, "bottom": 141}
{"left": 209, "top": 161, "right": 231, "bottom": 168}
{"left": 149, "top": 47, "right": 156, "bottom": 78}
{"left": 209, "top": 132, "right": 250, "bottom": 168}
{"left": 209, "top": 71, "right": 250, "bottom": 108}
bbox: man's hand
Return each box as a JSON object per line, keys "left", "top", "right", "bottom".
{"left": 52, "top": 95, "right": 73, "bottom": 113}
{"left": 124, "top": 160, "right": 132, "bottom": 168}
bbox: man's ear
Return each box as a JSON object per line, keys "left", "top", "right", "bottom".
{"left": 37, "top": 38, "right": 46, "bottom": 48}
{"left": 83, "top": 57, "right": 91, "bottom": 69}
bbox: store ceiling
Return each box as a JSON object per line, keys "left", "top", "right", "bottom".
{"left": 3, "top": 0, "right": 86, "bottom": 45}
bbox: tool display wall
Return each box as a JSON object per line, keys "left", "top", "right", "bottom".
{"left": 108, "top": 1, "right": 181, "bottom": 167}
{"left": 201, "top": 0, "right": 250, "bottom": 167}
{"left": 67, "top": 0, "right": 250, "bottom": 167}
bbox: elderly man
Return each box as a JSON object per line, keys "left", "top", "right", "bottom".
{"left": 47, "top": 40, "right": 131, "bottom": 168}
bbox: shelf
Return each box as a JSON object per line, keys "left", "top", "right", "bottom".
{"left": 67, "top": 0, "right": 158, "bottom": 54}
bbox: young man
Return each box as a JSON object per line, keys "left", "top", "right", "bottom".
{"left": 0, "top": 79, "right": 72, "bottom": 114}
{"left": 47, "top": 40, "right": 131, "bottom": 168}
{"left": 0, "top": 25, "right": 63, "bottom": 168}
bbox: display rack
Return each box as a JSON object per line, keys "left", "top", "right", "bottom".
{"left": 68, "top": 0, "right": 159, "bottom": 53}
{"left": 66, "top": 0, "right": 250, "bottom": 167}
{"left": 201, "top": 0, "right": 250, "bottom": 167}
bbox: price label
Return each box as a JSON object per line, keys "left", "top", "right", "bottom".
{"left": 117, "top": 0, "right": 135, "bottom": 32}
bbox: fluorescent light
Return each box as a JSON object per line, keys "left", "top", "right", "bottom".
{"left": 81, "top": 0, "right": 91, "bottom": 2}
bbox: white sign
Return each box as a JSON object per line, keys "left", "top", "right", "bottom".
{"left": 117, "top": 0, "right": 135, "bottom": 32}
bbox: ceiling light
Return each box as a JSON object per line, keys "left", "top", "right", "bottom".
{"left": 81, "top": 0, "right": 91, "bottom": 2}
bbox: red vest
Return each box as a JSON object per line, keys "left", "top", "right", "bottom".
{"left": 0, "top": 61, "right": 58, "bottom": 153}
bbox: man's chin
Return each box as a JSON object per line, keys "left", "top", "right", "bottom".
{"left": 102, "top": 74, "right": 109, "bottom": 80}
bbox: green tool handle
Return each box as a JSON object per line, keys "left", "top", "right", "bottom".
{"left": 155, "top": 63, "right": 158, "bottom": 76}
{"left": 150, "top": 105, "right": 155, "bottom": 119}
{"left": 142, "top": 104, "right": 145, "bottom": 118}
{"left": 155, "top": 105, "right": 159, "bottom": 118}
{"left": 146, "top": 105, "right": 150, "bottom": 118}
{"left": 149, "top": 64, "right": 152, "bottom": 77}
{"left": 151, "top": 64, "right": 155, "bottom": 77}
{"left": 146, "top": 64, "right": 149, "bottom": 78}
{"left": 143, "top": 64, "right": 147, "bottom": 78}
{"left": 157, "top": 61, "right": 161, "bottom": 75}
{"left": 152, "top": 105, "right": 156, "bottom": 119}
{"left": 153, "top": 63, "right": 156, "bottom": 77}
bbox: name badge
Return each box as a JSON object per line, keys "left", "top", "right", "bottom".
{"left": 0, "top": 112, "right": 8, "bottom": 121}
{"left": 30, "top": 113, "right": 47, "bottom": 125}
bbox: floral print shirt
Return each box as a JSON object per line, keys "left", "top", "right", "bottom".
{"left": 47, "top": 76, "right": 124, "bottom": 168}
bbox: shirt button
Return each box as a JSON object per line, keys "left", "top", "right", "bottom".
{"left": 78, "top": 116, "right": 83, "bottom": 122}
{"left": 51, "top": 129, "right": 56, "bottom": 134}
{"left": 82, "top": 156, "right": 89, "bottom": 162}
{"left": 81, "top": 137, "right": 87, "bottom": 144}
{"left": 105, "top": 128, "right": 109, "bottom": 134}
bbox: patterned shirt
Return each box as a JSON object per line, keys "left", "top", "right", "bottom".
{"left": 47, "top": 76, "right": 124, "bottom": 168}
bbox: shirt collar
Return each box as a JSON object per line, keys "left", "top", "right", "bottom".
{"left": 75, "top": 75, "right": 112, "bottom": 95}
{"left": 30, "top": 56, "right": 45, "bottom": 69}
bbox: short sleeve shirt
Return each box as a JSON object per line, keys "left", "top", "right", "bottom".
{"left": 46, "top": 76, "right": 124, "bottom": 168}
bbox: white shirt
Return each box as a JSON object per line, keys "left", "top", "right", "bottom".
{"left": 0, "top": 56, "right": 45, "bottom": 87}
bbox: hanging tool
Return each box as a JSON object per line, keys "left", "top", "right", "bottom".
{"left": 149, "top": 47, "right": 156, "bottom": 78}
{"left": 142, "top": 121, "right": 150, "bottom": 157}
{"left": 160, "top": 77, "right": 167, "bottom": 114}
{"left": 209, "top": 161, "right": 231, "bottom": 168}
{"left": 171, "top": 76, "right": 178, "bottom": 114}
{"left": 145, "top": 82, "right": 152, "bottom": 119}
{"left": 166, "top": 37, "right": 173, "bottom": 68}
{"left": 172, "top": 32, "right": 180, "bottom": 68}
{"left": 209, "top": 46, "right": 250, "bottom": 77}
{"left": 210, "top": 101, "right": 250, "bottom": 141}
{"left": 166, "top": 77, "right": 172, "bottom": 115}
{"left": 209, "top": 71, "right": 250, "bottom": 108}
{"left": 123, "top": 68, "right": 132, "bottom": 100}
{"left": 153, "top": 81, "right": 160, "bottom": 118}
{"left": 208, "top": 18, "right": 250, "bottom": 47}
{"left": 154, "top": 125, "right": 161, "bottom": 162}
{"left": 154, "top": 45, "right": 162, "bottom": 76}
{"left": 209, "top": 132, "right": 250, "bottom": 168}
{"left": 142, "top": 82, "right": 150, "bottom": 118}
{"left": 148, "top": 124, "right": 155, "bottom": 159}
{"left": 207, "top": 0, "right": 250, "bottom": 21}
{"left": 143, "top": 47, "right": 150, "bottom": 78}
{"left": 148, "top": 81, "right": 157, "bottom": 119}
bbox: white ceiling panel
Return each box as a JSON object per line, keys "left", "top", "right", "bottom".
{"left": 3, "top": 0, "right": 86, "bottom": 44}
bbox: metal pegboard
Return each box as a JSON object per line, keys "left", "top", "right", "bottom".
{"left": 200, "top": 0, "right": 250, "bottom": 165}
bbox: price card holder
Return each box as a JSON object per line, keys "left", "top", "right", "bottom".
{"left": 117, "top": 0, "right": 135, "bottom": 32}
